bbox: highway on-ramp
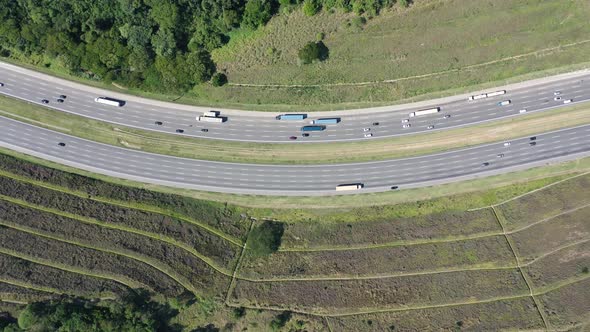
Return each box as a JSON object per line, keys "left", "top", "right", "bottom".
{"left": 1, "top": 116, "right": 589, "bottom": 196}
{"left": 1, "top": 62, "right": 590, "bottom": 142}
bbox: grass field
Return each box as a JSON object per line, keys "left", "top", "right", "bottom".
{"left": 3, "top": 94, "right": 590, "bottom": 165}
{"left": 201, "top": 0, "right": 590, "bottom": 110}
{"left": 1, "top": 153, "right": 589, "bottom": 329}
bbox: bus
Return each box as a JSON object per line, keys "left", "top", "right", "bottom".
{"left": 336, "top": 183, "right": 364, "bottom": 191}
{"left": 94, "top": 97, "right": 124, "bottom": 107}
{"left": 310, "top": 118, "right": 341, "bottom": 124}
{"left": 408, "top": 107, "right": 440, "bottom": 117}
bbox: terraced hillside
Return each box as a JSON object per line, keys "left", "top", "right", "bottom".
{"left": 0, "top": 152, "right": 588, "bottom": 330}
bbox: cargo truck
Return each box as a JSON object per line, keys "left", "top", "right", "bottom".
{"left": 336, "top": 183, "right": 364, "bottom": 191}
{"left": 301, "top": 125, "right": 326, "bottom": 132}
{"left": 409, "top": 107, "right": 440, "bottom": 117}
{"left": 94, "top": 97, "right": 124, "bottom": 107}
{"left": 276, "top": 114, "right": 307, "bottom": 120}
{"left": 310, "top": 118, "right": 340, "bottom": 124}
{"left": 203, "top": 110, "right": 220, "bottom": 117}
{"left": 197, "top": 116, "right": 225, "bottom": 123}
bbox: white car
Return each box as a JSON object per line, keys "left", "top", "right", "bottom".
{"left": 427, "top": 125, "right": 434, "bottom": 129}
{"left": 497, "top": 154, "right": 504, "bottom": 158}
{"left": 519, "top": 109, "right": 527, "bottom": 114}
{"left": 554, "top": 96, "right": 562, "bottom": 101}
{"left": 443, "top": 114, "right": 451, "bottom": 119}
{"left": 364, "top": 133, "right": 373, "bottom": 138}
{"left": 401, "top": 119, "right": 409, "bottom": 123}
{"left": 554, "top": 91, "right": 561, "bottom": 96}
{"left": 504, "top": 142, "right": 511, "bottom": 147}
{"left": 402, "top": 124, "right": 411, "bottom": 129}
{"left": 363, "top": 128, "right": 370, "bottom": 132}
{"left": 563, "top": 99, "right": 572, "bottom": 104}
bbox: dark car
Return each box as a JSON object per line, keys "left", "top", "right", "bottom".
{"left": 58, "top": 142, "right": 66, "bottom": 147}
{"left": 175, "top": 129, "right": 184, "bottom": 133}
{"left": 59, "top": 95, "right": 67, "bottom": 99}
{"left": 530, "top": 136, "right": 537, "bottom": 141}
{"left": 302, "top": 133, "right": 310, "bottom": 137}
{"left": 391, "top": 186, "right": 399, "bottom": 190}
{"left": 372, "top": 122, "right": 380, "bottom": 126}
{"left": 201, "top": 128, "right": 209, "bottom": 132}
{"left": 155, "top": 121, "right": 163, "bottom": 125}
{"left": 529, "top": 141, "right": 537, "bottom": 146}
{"left": 289, "top": 136, "right": 297, "bottom": 140}
{"left": 56, "top": 98, "right": 64, "bottom": 103}
{"left": 41, "top": 99, "right": 49, "bottom": 104}
{"left": 482, "top": 162, "right": 490, "bottom": 166}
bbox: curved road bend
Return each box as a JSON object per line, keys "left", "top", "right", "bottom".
{"left": 1, "top": 116, "right": 589, "bottom": 196}
{"left": 1, "top": 63, "right": 590, "bottom": 142}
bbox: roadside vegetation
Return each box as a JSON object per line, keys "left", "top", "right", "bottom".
{"left": 0, "top": 152, "right": 589, "bottom": 329}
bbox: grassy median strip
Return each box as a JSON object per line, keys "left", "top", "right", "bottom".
{"left": 2, "top": 94, "right": 590, "bottom": 165}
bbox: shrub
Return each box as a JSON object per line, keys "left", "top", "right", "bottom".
{"left": 303, "top": 0, "right": 321, "bottom": 16}
{"left": 297, "top": 41, "right": 329, "bottom": 64}
{"left": 270, "top": 311, "right": 292, "bottom": 331}
{"left": 211, "top": 73, "right": 228, "bottom": 87}
{"left": 583, "top": 267, "right": 589, "bottom": 274}
{"left": 247, "top": 221, "right": 285, "bottom": 256}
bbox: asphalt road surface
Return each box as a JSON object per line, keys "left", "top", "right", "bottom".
{"left": 1, "top": 63, "right": 589, "bottom": 143}
{"left": 1, "top": 116, "right": 588, "bottom": 196}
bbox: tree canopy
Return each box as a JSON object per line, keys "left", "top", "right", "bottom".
{"left": 0, "top": 292, "right": 181, "bottom": 332}
{"left": 0, "top": 0, "right": 398, "bottom": 93}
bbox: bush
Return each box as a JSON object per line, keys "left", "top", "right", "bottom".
{"left": 211, "top": 73, "right": 228, "bottom": 87}
{"left": 247, "top": 221, "right": 284, "bottom": 256}
{"left": 303, "top": 0, "right": 321, "bottom": 16}
{"left": 399, "top": 0, "right": 410, "bottom": 8}
{"left": 270, "top": 311, "right": 292, "bottom": 331}
{"left": 298, "top": 41, "right": 329, "bottom": 64}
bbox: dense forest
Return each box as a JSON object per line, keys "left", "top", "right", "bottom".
{"left": 0, "top": 0, "right": 398, "bottom": 93}
{"left": 0, "top": 292, "right": 181, "bottom": 331}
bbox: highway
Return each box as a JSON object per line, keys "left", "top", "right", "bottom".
{"left": 1, "top": 62, "right": 590, "bottom": 143}
{"left": 1, "top": 116, "right": 589, "bottom": 196}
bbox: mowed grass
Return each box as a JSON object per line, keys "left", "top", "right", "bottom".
{"left": 3, "top": 94, "right": 590, "bottom": 165}
{"left": 203, "top": 0, "right": 590, "bottom": 110}
{"left": 327, "top": 297, "right": 544, "bottom": 331}
{"left": 239, "top": 235, "right": 515, "bottom": 279}
{"left": 495, "top": 173, "right": 590, "bottom": 231}
{"left": 230, "top": 269, "right": 529, "bottom": 314}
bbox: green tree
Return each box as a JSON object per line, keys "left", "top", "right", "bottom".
{"left": 247, "top": 221, "right": 285, "bottom": 256}
{"left": 298, "top": 40, "right": 329, "bottom": 64}
{"left": 303, "top": 0, "right": 321, "bottom": 16}
{"left": 211, "top": 72, "right": 228, "bottom": 86}
{"left": 242, "top": 0, "right": 273, "bottom": 29}
{"left": 151, "top": 29, "right": 176, "bottom": 57}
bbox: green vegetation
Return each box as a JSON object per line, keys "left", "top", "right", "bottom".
{"left": 246, "top": 221, "right": 285, "bottom": 257}
{"left": 298, "top": 41, "right": 329, "bottom": 64}
{"left": 1, "top": 292, "right": 180, "bottom": 332}
{"left": 209, "top": 0, "right": 590, "bottom": 110}
{"left": 1, "top": 152, "right": 590, "bottom": 329}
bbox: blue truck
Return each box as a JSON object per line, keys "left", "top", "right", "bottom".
{"left": 301, "top": 125, "right": 327, "bottom": 132}
{"left": 310, "top": 118, "right": 341, "bottom": 124}
{"left": 276, "top": 114, "right": 307, "bottom": 120}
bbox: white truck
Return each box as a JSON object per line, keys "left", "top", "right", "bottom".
{"left": 409, "top": 107, "right": 441, "bottom": 118}
{"left": 197, "top": 115, "right": 224, "bottom": 123}
{"left": 94, "top": 97, "right": 124, "bottom": 107}
{"left": 335, "top": 183, "right": 364, "bottom": 191}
